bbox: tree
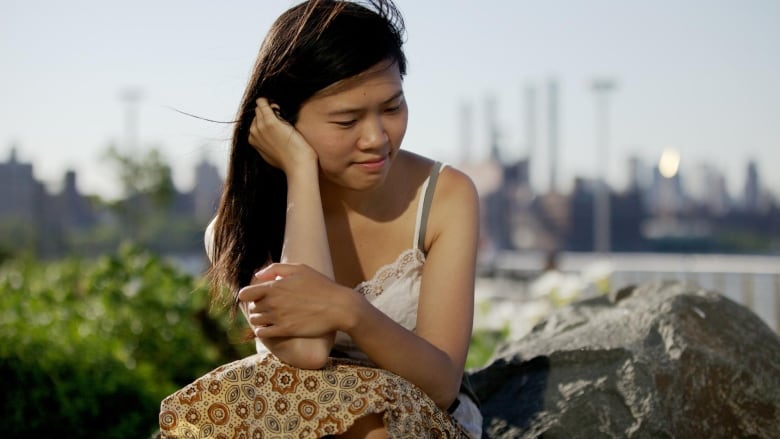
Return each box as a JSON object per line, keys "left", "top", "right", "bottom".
{"left": 103, "top": 145, "right": 177, "bottom": 242}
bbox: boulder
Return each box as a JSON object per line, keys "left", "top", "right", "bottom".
{"left": 469, "top": 281, "right": 780, "bottom": 438}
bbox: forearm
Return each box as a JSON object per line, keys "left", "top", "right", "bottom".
{"left": 343, "top": 296, "right": 464, "bottom": 409}
{"left": 279, "top": 164, "right": 333, "bottom": 277}
{"left": 257, "top": 162, "right": 335, "bottom": 367}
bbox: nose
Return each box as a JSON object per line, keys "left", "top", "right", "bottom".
{"left": 357, "top": 114, "right": 388, "bottom": 151}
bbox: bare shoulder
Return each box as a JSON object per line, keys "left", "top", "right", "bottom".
{"left": 394, "top": 151, "right": 478, "bottom": 201}
{"left": 432, "top": 166, "right": 479, "bottom": 226}
{"left": 436, "top": 165, "right": 478, "bottom": 204}
{"left": 426, "top": 163, "right": 479, "bottom": 249}
{"left": 392, "top": 150, "right": 435, "bottom": 180}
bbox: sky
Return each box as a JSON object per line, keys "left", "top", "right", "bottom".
{"left": 1, "top": 0, "right": 779, "bottom": 200}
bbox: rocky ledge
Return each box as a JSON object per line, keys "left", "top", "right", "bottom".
{"left": 469, "top": 281, "right": 780, "bottom": 438}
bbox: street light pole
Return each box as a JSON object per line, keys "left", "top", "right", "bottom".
{"left": 120, "top": 87, "right": 143, "bottom": 152}
{"left": 592, "top": 79, "right": 616, "bottom": 253}
{"left": 548, "top": 79, "right": 559, "bottom": 194}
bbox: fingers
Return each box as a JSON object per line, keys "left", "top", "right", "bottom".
{"left": 249, "top": 105, "right": 273, "bottom": 162}
{"left": 246, "top": 299, "right": 260, "bottom": 314}
{"left": 244, "top": 293, "right": 275, "bottom": 332}
{"left": 238, "top": 283, "right": 268, "bottom": 302}
{"left": 248, "top": 98, "right": 292, "bottom": 168}
{"left": 254, "top": 97, "right": 277, "bottom": 120}
{"left": 257, "top": 98, "right": 284, "bottom": 122}
{"left": 253, "top": 262, "right": 301, "bottom": 282}
{"left": 253, "top": 325, "right": 285, "bottom": 339}
{"left": 245, "top": 296, "right": 275, "bottom": 334}
{"left": 252, "top": 98, "right": 286, "bottom": 134}
{"left": 247, "top": 310, "right": 272, "bottom": 328}
{"left": 239, "top": 263, "right": 301, "bottom": 301}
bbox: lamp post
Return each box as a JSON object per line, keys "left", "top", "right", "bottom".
{"left": 120, "top": 87, "right": 143, "bottom": 152}
{"left": 592, "top": 79, "right": 616, "bottom": 253}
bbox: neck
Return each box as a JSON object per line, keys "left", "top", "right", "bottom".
{"left": 320, "top": 150, "right": 415, "bottom": 220}
{"left": 320, "top": 177, "right": 389, "bottom": 218}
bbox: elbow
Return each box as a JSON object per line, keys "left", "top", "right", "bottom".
{"left": 433, "top": 387, "right": 460, "bottom": 412}
{"left": 281, "top": 348, "right": 330, "bottom": 370}
{"left": 431, "top": 371, "right": 463, "bottom": 410}
{"left": 264, "top": 337, "right": 332, "bottom": 370}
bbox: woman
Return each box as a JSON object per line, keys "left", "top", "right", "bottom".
{"left": 159, "top": 1, "right": 482, "bottom": 437}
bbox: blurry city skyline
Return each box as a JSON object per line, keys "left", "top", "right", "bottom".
{"left": 2, "top": 0, "right": 779, "bottom": 199}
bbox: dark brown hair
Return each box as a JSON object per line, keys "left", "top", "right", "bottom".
{"left": 210, "top": 0, "right": 407, "bottom": 306}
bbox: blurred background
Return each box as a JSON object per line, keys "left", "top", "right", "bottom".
{"left": 1, "top": 0, "right": 778, "bottom": 437}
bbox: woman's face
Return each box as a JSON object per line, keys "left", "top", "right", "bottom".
{"left": 294, "top": 61, "right": 408, "bottom": 192}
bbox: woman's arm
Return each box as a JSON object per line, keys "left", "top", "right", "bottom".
{"left": 244, "top": 167, "right": 479, "bottom": 408}
{"left": 341, "top": 168, "right": 479, "bottom": 408}
{"left": 245, "top": 98, "right": 335, "bottom": 369}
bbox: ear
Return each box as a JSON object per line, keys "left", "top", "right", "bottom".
{"left": 270, "top": 103, "right": 283, "bottom": 120}
{"left": 268, "top": 101, "right": 295, "bottom": 124}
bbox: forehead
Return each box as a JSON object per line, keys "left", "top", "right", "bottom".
{"left": 310, "top": 61, "right": 403, "bottom": 103}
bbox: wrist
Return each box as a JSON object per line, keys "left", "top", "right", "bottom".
{"left": 339, "top": 288, "right": 366, "bottom": 334}
{"left": 284, "top": 157, "right": 319, "bottom": 183}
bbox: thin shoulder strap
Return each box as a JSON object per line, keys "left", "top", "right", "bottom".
{"left": 204, "top": 217, "right": 217, "bottom": 263}
{"left": 413, "top": 162, "right": 445, "bottom": 251}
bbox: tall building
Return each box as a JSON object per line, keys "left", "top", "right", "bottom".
{"left": 0, "top": 147, "right": 100, "bottom": 255}
{"left": 742, "top": 160, "right": 763, "bottom": 213}
{"left": 192, "top": 157, "right": 223, "bottom": 222}
{"left": 627, "top": 155, "right": 653, "bottom": 193}
{"left": 691, "top": 164, "right": 730, "bottom": 215}
{"left": 0, "top": 148, "right": 40, "bottom": 222}
{"left": 647, "top": 167, "right": 686, "bottom": 216}
{"left": 58, "top": 170, "right": 96, "bottom": 230}
{"left": 0, "top": 148, "right": 53, "bottom": 252}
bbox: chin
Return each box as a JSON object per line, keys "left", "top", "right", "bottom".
{"left": 345, "top": 179, "right": 384, "bottom": 192}
{"left": 342, "top": 174, "right": 389, "bottom": 192}
{"left": 322, "top": 163, "right": 393, "bottom": 192}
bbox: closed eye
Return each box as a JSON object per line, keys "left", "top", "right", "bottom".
{"left": 331, "top": 119, "right": 357, "bottom": 127}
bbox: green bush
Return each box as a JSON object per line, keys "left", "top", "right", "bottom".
{"left": 466, "top": 327, "right": 510, "bottom": 370}
{"left": 0, "top": 244, "right": 505, "bottom": 437}
{"left": 0, "top": 245, "right": 252, "bottom": 438}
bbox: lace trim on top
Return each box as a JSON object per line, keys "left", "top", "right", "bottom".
{"left": 353, "top": 248, "right": 425, "bottom": 299}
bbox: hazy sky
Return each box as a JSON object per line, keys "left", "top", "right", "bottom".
{"left": 2, "top": 0, "right": 779, "bottom": 199}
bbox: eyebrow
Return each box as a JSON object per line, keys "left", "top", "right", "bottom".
{"left": 326, "top": 90, "right": 404, "bottom": 117}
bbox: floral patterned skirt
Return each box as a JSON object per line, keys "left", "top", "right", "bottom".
{"left": 159, "top": 353, "right": 469, "bottom": 438}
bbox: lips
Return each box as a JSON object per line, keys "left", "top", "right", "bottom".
{"left": 356, "top": 157, "right": 385, "bottom": 165}
{"left": 354, "top": 156, "right": 387, "bottom": 171}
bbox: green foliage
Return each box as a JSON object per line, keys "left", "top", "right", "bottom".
{"left": 101, "top": 145, "right": 182, "bottom": 245}
{"left": 466, "top": 327, "right": 510, "bottom": 370}
{"left": 715, "top": 230, "right": 774, "bottom": 253}
{"left": 0, "top": 246, "right": 252, "bottom": 438}
{"left": 0, "top": 245, "right": 504, "bottom": 436}
{"left": 0, "top": 244, "right": 11, "bottom": 265}
{"left": 103, "top": 145, "right": 175, "bottom": 206}
{"left": 0, "top": 218, "right": 37, "bottom": 258}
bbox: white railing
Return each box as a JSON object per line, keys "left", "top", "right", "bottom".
{"left": 478, "top": 251, "right": 780, "bottom": 333}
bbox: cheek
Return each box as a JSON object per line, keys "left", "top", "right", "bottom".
{"left": 306, "top": 132, "right": 355, "bottom": 160}
{"left": 297, "top": 123, "right": 347, "bottom": 154}
{"left": 389, "top": 113, "right": 408, "bottom": 146}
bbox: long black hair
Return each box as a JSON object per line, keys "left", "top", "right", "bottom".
{"left": 211, "top": 0, "right": 407, "bottom": 306}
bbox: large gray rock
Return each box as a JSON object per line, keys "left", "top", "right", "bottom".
{"left": 470, "top": 281, "right": 780, "bottom": 438}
